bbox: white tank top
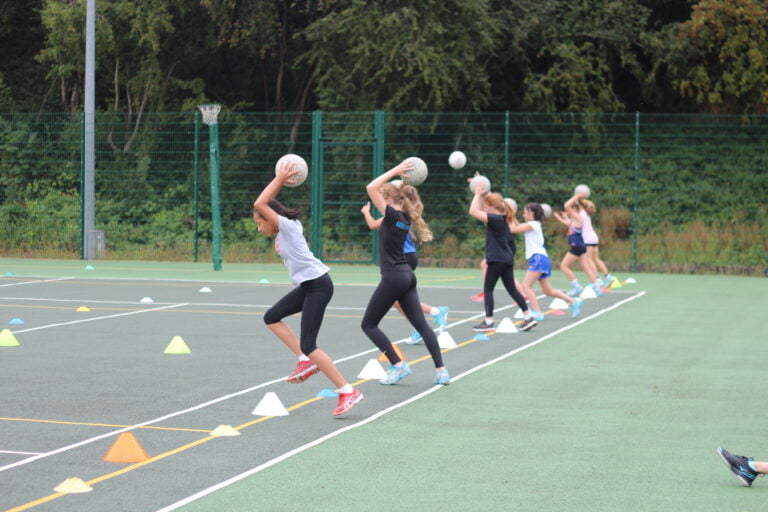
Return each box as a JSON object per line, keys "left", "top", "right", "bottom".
{"left": 524, "top": 220, "right": 547, "bottom": 259}
{"left": 580, "top": 209, "right": 599, "bottom": 244}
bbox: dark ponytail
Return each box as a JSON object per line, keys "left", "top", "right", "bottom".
{"left": 268, "top": 199, "right": 302, "bottom": 220}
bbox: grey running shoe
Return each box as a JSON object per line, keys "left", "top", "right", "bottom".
{"left": 718, "top": 447, "right": 758, "bottom": 486}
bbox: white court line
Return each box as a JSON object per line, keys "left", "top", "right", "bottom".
{"left": 0, "top": 277, "right": 73, "bottom": 288}
{"left": 156, "top": 291, "right": 647, "bottom": 512}
{"left": 0, "top": 300, "right": 519, "bottom": 474}
{"left": 0, "top": 450, "right": 43, "bottom": 456}
{"left": 9, "top": 303, "right": 190, "bottom": 335}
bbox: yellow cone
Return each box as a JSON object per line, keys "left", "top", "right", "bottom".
{"left": 163, "top": 335, "right": 191, "bottom": 354}
{"left": 210, "top": 424, "right": 240, "bottom": 437}
{"left": 0, "top": 329, "right": 20, "bottom": 347}
{"left": 76, "top": 306, "right": 91, "bottom": 312}
{"left": 54, "top": 477, "right": 92, "bottom": 493}
{"left": 610, "top": 279, "right": 623, "bottom": 289}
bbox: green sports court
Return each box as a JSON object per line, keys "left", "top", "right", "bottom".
{"left": 1, "top": 258, "right": 766, "bottom": 512}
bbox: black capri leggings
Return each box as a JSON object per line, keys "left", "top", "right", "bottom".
{"left": 484, "top": 261, "right": 528, "bottom": 318}
{"left": 263, "top": 273, "right": 333, "bottom": 356}
{"left": 361, "top": 270, "right": 444, "bottom": 368}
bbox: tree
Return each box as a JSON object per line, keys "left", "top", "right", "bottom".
{"left": 299, "top": 0, "right": 503, "bottom": 111}
{"left": 668, "top": 0, "right": 768, "bottom": 114}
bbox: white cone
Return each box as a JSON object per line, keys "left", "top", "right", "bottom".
{"left": 513, "top": 309, "right": 525, "bottom": 319}
{"left": 357, "top": 359, "right": 388, "bottom": 379}
{"left": 437, "top": 331, "right": 457, "bottom": 349}
{"left": 140, "top": 297, "right": 154, "bottom": 303}
{"left": 580, "top": 286, "right": 597, "bottom": 299}
{"left": 251, "top": 392, "right": 289, "bottom": 417}
{"left": 625, "top": 277, "right": 636, "bottom": 284}
{"left": 549, "top": 297, "right": 569, "bottom": 309}
{"left": 199, "top": 286, "right": 212, "bottom": 293}
{"left": 210, "top": 424, "right": 240, "bottom": 437}
{"left": 495, "top": 317, "right": 518, "bottom": 333}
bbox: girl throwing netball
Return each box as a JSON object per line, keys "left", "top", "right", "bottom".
{"left": 510, "top": 203, "right": 583, "bottom": 319}
{"left": 253, "top": 160, "right": 363, "bottom": 416}
{"left": 581, "top": 199, "right": 616, "bottom": 287}
{"left": 361, "top": 160, "right": 450, "bottom": 385}
{"left": 468, "top": 183, "right": 536, "bottom": 332}
{"left": 553, "top": 192, "right": 603, "bottom": 298}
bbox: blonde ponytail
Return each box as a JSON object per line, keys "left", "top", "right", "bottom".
{"left": 400, "top": 185, "right": 433, "bottom": 243}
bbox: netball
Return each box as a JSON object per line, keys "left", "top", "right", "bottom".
{"left": 402, "top": 157, "right": 428, "bottom": 186}
{"left": 275, "top": 154, "right": 308, "bottom": 188}
{"left": 448, "top": 151, "right": 467, "bottom": 169}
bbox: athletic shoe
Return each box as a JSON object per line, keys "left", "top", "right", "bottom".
{"left": 718, "top": 447, "right": 758, "bottom": 486}
{"left": 470, "top": 291, "right": 485, "bottom": 302}
{"left": 432, "top": 306, "right": 449, "bottom": 333}
{"left": 531, "top": 310, "right": 545, "bottom": 322}
{"left": 405, "top": 329, "right": 423, "bottom": 345}
{"left": 286, "top": 360, "right": 319, "bottom": 384}
{"left": 518, "top": 317, "right": 537, "bottom": 331}
{"left": 379, "top": 362, "right": 412, "bottom": 385}
{"left": 433, "top": 368, "right": 450, "bottom": 385}
{"left": 472, "top": 320, "right": 495, "bottom": 332}
{"left": 596, "top": 277, "right": 605, "bottom": 288}
{"left": 569, "top": 298, "right": 583, "bottom": 318}
{"left": 604, "top": 274, "right": 615, "bottom": 286}
{"left": 567, "top": 283, "right": 583, "bottom": 297}
{"left": 592, "top": 283, "right": 604, "bottom": 297}
{"left": 332, "top": 388, "right": 364, "bottom": 416}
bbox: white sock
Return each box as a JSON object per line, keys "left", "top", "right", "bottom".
{"left": 485, "top": 317, "right": 494, "bottom": 324}
{"left": 298, "top": 354, "right": 310, "bottom": 362}
{"left": 429, "top": 307, "right": 440, "bottom": 316}
{"left": 339, "top": 384, "right": 353, "bottom": 394}
{"left": 524, "top": 311, "right": 533, "bottom": 319}
{"left": 571, "top": 279, "right": 580, "bottom": 287}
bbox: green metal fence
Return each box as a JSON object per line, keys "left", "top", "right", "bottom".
{"left": 1, "top": 112, "right": 766, "bottom": 274}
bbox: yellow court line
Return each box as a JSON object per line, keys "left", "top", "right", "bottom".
{"left": 0, "top": 417, "right": 212, "bottom": 434}
{"left": 8, "top": 314, "right": 560, "bottom": 512}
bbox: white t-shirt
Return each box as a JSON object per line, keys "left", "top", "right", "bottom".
{"left": 276, "top": 215, "right": 330, "bottom": 286}
{"left": 524, "top": 220, "right": 548, "bottom": 259}
{"left": 580, "top": 209, "right": 599, "bottom": 244}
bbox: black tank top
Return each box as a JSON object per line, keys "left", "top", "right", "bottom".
{"left": 378, "top": 205, "right": 411, "bottom": 272}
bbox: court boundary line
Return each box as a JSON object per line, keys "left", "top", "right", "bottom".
{"left": 0, "top": 277, "right": 73, "bottom": 288}
{"left": 155, "top": 290, "right": 647, "bottom": 512}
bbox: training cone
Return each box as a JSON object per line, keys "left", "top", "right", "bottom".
{"left": 358, "top": 359, "right": 388, "bottom": 380}
{"left": 495, "top": 317, "right": 518, "bottom": 333}
{"left": 140, "top": 297, "right": 154, "bottom": 303}
{"left": 4, "top": 272, "right": 14, "bottom": 277}
{"left": 580, "top": 286, "right": 597, "bottom": 299}
{"left": 199, "top": 286, "right": 212, "bottom": 293}
{"left": 76, "top": 306, "right": 91, "bottom": 312}
{"left": 513, "top": 309, "right": 525, "bottom": 319}
{"left": 548, "top": 298, "right": 569, "bottom": 310}
{"left": 210, "top": 424, "right": 240, "bottom": 437}
{"left": 378, "top": 343, "right": 406, "bottom": 362}
{"left": 625, "top": 277, "right": 636, "bottom": 284}
{"left": 437, "top": 331, "right": 457, "bottom": 349}
{"left": 610, "top": 279, "right": 623, "bottom": 289}
{"left": 317, "top": 388, "right": 339, "bottom": 398}
{"left": 252, "top": 392, "right": 289, "bottom": 417}
{"left": 103, "top": 432, "right": 149, "bottom": 463}
{"left": 9, "top": 317, "right": 24, "bottom": 325}
{"left": 473, "top": 333, "right": 490, "bottom": 341}
{"left": 0, "top": 329, "right": 20, "bottom": 347}
{"left": 54, "top": 477, "right": 92, "bottom": 493}
{"left": 258, "top": 278, "right": 270, "bottom": 284}
{"left": 84, "top": 265, "right": 94, "bottom": 270}
{"left": 551, "top": 309, "right": 566, "bottom": 316}
{"left": 164, "top": 335, "right": 191, "bottom": 354}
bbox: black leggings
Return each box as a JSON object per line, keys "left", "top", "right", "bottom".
{"left": 263, "top": 273, "right": 333, "bottom": 356}
{"left": 484, "top": 261, "right": 528, "bottom": 318}
{"left": 361, "top": 270, "right": 444, "bottom": 368}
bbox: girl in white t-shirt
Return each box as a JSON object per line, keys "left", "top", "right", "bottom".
{"left": 510, "top": 203, "right": 582, "bottom": 319}
{"left": 252, "top": 161, "right": 363, "bottom": 416}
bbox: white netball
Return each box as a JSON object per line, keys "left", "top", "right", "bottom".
{"left": 275, "top": 154, "right": 308, "bottom": 188}
{"left": 448, "top": 151, "right": 467, "bottom": 169}
{"left": 402, "top": 157, "right": 428, "bottom": 186}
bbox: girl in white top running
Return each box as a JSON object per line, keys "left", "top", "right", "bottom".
{"left": 510, "top": 203, "right": 582, "bottom": 319}
{"left": 553, "top": 192, "right": 602, "bottom": 297}
{"left": 252, "top": 160, "right": 363, "bottom": 416}
{"left": 581, "top": 199, "right": 616, "bottom": 287}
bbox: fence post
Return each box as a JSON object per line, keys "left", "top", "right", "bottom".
{"left": 311, "top": 111, "right": 323, "bottom": 257}
{"left": 372, "top": 110, "right": 385, "bottom": 266}
{"left": 632, "top": 111, "right": 640, "bottom": 272}
{"left": 198, "top": 104, "right": 222, "bottom": 271}
{"left": 193, "top": 110, "right": 200, "bottom": 262}
{"left": 503, "top": 110, "right": 510, "bottom": 194}
{"left": 79, "top": 112, "right": 85, "bottom": 259}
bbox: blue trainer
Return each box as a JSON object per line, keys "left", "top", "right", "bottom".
{"left": 405, "top": 329, "right": 423, "bottom": 345}
{"left": 433, "top": 368, "right": 450, "bottom": 385}
{"left": 569, "top": 298, "right": 583, "bottom": 318}
{"left": 592, "top": 283, "right": 604, "bottom": 297}
{"left": 432, "top": 306, "right": 449, "bottom": 333}
{"left": 567, "top": 283, "right": 583, "bottom": 297}
{"left": 379, "top": 362, "right": 412, "bottom": 385}
{"left": 718, "top": 447, "right": 759, "bottom": 486}
{"left": 531, "top": 310, "right": 545, "bottom": 322}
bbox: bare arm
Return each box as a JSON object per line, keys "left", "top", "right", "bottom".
{"left": 509, "top": 222, "right": 532, "bottom": 234}
{"left": 468, "top": 188, "right": 488, "bottom": 222}
{"left": 564, "top": 193, "right": 585, "bottom": 228}
{"left": 360, "top": 201, "right": 383, "bottom": 230}
{"left": 553, "top": 210, "right": 570, "bottom": 226}
{"left": 366, "top": 160, "right": 413, "bottom": 214}
{"left": 253, "top": 161, "right": 299, "bottom": 227}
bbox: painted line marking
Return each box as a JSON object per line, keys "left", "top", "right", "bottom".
{"left": 0, "top": 450, "right": 43, "bottom": 456}
{"left": 0, "top": 417, "right": 212, "bottom": 434}
{"left": 0, "top": 277, "right": 73, "bottom": 288}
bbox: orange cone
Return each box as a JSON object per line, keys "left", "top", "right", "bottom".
{"left": 103, "top": 432, "right": 149, "bottom": 463}
{"left": 378, "top": 343, "right": 406, "bottom": 363}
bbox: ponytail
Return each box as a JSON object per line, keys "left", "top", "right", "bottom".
{"left": 400, "top": 185, "right": 433, "bottom": 243}
{"left": 267, "top": 199, "right": 302, "bottom": 219}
